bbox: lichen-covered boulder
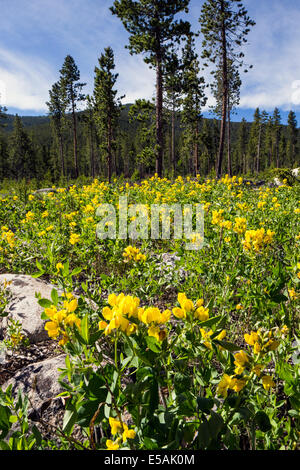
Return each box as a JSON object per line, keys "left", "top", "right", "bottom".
{"left": 0, "top": 274, "right": 57, "bottom": 343}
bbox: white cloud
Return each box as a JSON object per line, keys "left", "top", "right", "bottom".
{"left": 0, "top": 47, "right": 56, "bottom": 112}
{"left": 116, "top": 55, "right": 155, "bottom": 104}
{"left": 236, "top": 0, "right": 300, "bottom": 111}
{"left": 2, "top": 0, "right": 300, "bottom": 115}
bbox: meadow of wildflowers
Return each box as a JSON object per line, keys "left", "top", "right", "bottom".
{"left": 0, "top": 174, "right": 299, "bottom": 450}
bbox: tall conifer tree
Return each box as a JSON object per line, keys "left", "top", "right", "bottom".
{"left": 46, "top": 81, "right": 68, "bottom": 177}
{"left": 287, "top": 111, "right": 298, "bottom": 168}
{"left": 199, "top": 0, "right": 255, "bottom": 178}
{"left": 111, "top": 0, "right": 190, "bottom": 177}
{"left": 59, "top": 55, "right": 86, "bottom": 178}
{"left": 181, "top": 35, "right": 207, "bottom": 176}
{"left": 93, "top": 47, "right": 123, "bottom": 183}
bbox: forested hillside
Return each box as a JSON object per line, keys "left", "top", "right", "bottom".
{"left": 0, "top": 104, "right": 299, "bottom": 185}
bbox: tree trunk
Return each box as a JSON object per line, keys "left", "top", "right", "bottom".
{"left": 90, "top": 124, "right": 95, "bottom": 179}
{"left": 256, "top": 124, "right": 262, "bottom": 173}
{"left": 216, "top": 3, "right": 228, "bottom": 179}
{"left": 71, "top": 99, "right": 79, "bottom": 179}
{"left": 59, "top": 133, "right": 65, "bottom": 177}
{"left": 194, "top": 119, "right": 199, "bottom": 177}
{"left": 155, "top": 48, "right": 163, "bottom": 178}
{"left": 171, "top": 105, "right": 176, "bottom": 176}
{"left": 227, "top": 104, "right": 232, "bottom": 177}
{"left": 276, "top": 134, "right": 280, "bottom": 168}
{"left": 107, "top": 115, "right": 112, "bottom": 183}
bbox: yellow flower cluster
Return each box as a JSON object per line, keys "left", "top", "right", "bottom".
{"left": 172, "top": 293, "right": 209, "bottom": 322}
{"left": 288, "top": 288, "right": 298, "bottom": 300}
{"left": 106, "top": 417, "right": 136, "bottom": 450}
{"left": 69, "top": 233, "right": 80, "bottom": 245}
{"left": 217, "top": 327, "right": 285, "bottom": 398}
{"left": 99, "top": 293, "right": 139, "bottom": 337}
{"left": 244, "top": 329, "right": 280, "bottom": 354}
{"left": 217, "top": 373, "right": 248, "bottom": 397}
{"left": 211, "top": 209, "right": 225, "bottom": 227}
{"left": 242, "top": 227, "right": 275, "bottom": 253}
{"left": 44, "top": 296, "right": 81, "bottom": 346}
{"left": 1, "top": 227, "right": 15, "bottom": 248}
{"left": 21, "top": 211, "right": 35, "bottom": 224}
{"left": 99, "top": 293, "right": 170, "bottom": 341}
{"left": 233, "top": 217, "right": 247, "bottom": 234}
{"left": 122, "top": 245, "right": 146, "bottom": 263}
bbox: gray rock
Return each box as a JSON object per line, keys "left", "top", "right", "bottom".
{"left": 33, "top": 188, "right": 58, "bottom": 194}
{"left": 0, "top": 274, "right": 58, "bottom": 343}
{"left": 2, "top": 354, "right": 67, "bottom": 419}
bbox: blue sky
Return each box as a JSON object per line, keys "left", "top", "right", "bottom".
{"left": 1, "top": 0, "right": 300, "bottom": 124}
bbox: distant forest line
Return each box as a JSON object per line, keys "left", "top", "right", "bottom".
{"left": 0, "top": 104, "right": 299, "bottom": 185}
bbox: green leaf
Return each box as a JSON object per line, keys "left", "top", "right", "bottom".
{"left": 71, "top": 267, "right": 82, "bottom": 276}
{"left": 62, "top": 404, "right": 77, "bottom": 435}
{"left": 36, "top": 260, "right": 43, "bottom": 271}
{"left": 198, "top": 420, "right": 211, "bottom": 449}
{"left": 145, "top": 336, "right": 161, "bottom": 353}
{"left": 8, "top": 415, "right": 18, "bottom": 424}
{"left": 199, "top": 315, "right": 222, "bottom": 328}
{"left": 77, "top": 400, "right": 102, "bottom": 427}
{"left": 213, "top": 339, "right": 240, "bottom": 352}
{"left": 31, "top": 271, "right": 44, "bottom": 278}
{"left": 232, "top": 407, "right": 252, "bottom": 424}
{"left": 0, "top": 440, "right": 11, "bottom": 450}
{"left": 81, "top": 315, "right": 89, "bottom": 344}
{"left": 32, "top": 424, "right": 42, "bottom": 447}
{"left": 208, "top": 410, "right": 224, "bottom": 437}
{"left": 51, "top": 288, "right": 59, "bottom": 306}
{"left": 143, "top": 437, "right": 159, "bottom": 450}
{"left": 197, "top": 397, "right": 214, "bottom": 413}
{"left": 288, "top": 409, "right": 299, "bottom": 418}
{"left": 89, "top": 330, "right": 103, "bottom": 345}
{"left": 149, "top": 378, "right": 159, "bottom": 415}
{"left": 254, "top": 411, "right": 272, "bottom": 432}
{"left": 38, "top": 298, "right": 53, "bottom": 309}
{"left": 0, "top": 405, "right": 11, "bottom": 438}
{"left": 62, "top": 261, "right": 69, "bottom": 277}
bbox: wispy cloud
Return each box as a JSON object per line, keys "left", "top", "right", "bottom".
{"left": 1, "top": 0, "right": 300, "bottom": 116}
{"left": 236, "top": 0, "right": 300, "bottom": 112}
{"left": 0, "top": 47, "right": 56, "bottom": 111}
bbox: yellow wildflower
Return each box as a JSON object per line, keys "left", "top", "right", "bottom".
{"left": 261, "top": 375, "right": 275, "bottom": 391}
{"left": 106, "top": 439, "right": 120, "bottom": 450}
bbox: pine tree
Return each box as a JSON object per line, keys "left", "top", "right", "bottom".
{"left": 93, "top": 47, "right": 123, "bottom": 183}
{"left": 163, "top": 46, "right": 183, "bottom": 176}
{"left": 0, "top": 132, "right": 8, "bottom": 179}
{"left": 199, "top": 119, "right": 214, "bottom": 174}
{"left": 0, "top": 105, "right": 7, "bottom": 128}
{"left": 199, "top": 0, "right": 255, "bottom": 178}
{"left": 0, "top": 105, "right": 8, "bottom": 178}
{"left": 272, "top": 108, "right": 281, "bottom": 168}
{"left": 181, "top": 35, "right": 207, "bottom": 176}
{"left": 129, "top": 99, "right": 156, "bottom": 178}
{"left": 236, "top": 117, "right": 248, "bottom": 174}
{"left": 46, "top": 81, "right": 68, "bottom": 177}
{"left": 247, "top": 108, "right": 261, "bottom": 173}
{"left": 9, "top": 115, "right": 35, "bottom": 180}
{"left": 287, "top": 111, "right": 298, "bottom": 168}
{"left": 279, "top": 133, "right": 287, "bottom": 169}
{"left": 111, "top": 0, "right": 190, "bottom": 177}
{"left": 264, "top": 115, "right": 274, "bottom": 169}
{"left": 210, "top": 59, "right": 241, "bottom": 176}
{"left": 82, "top": 95, "right": 97, "bottom": 179}
{"left": 59, "top": 55, "right": 86, "bottom": 178}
